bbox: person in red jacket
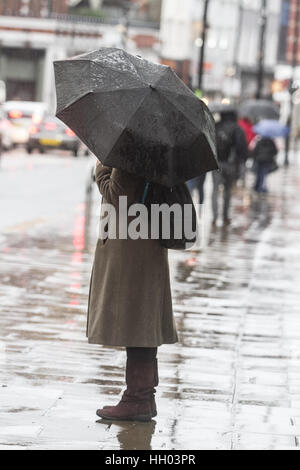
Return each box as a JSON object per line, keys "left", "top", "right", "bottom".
{"left": 238, "top": 117, "right": 256, "bottom": 147}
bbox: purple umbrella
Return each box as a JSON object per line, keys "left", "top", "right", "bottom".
{"left": 254, "top": 120, "right": 289, "bottom": 139}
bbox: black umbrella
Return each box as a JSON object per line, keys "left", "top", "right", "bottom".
{"left": 239, "top": 100, "right": 280, "bottom": 122}
{"left": 209, "top": 103, "right": 237, "bottom": 116}
{"left": 54, "top": 48, "right": 218, "bottom": 187}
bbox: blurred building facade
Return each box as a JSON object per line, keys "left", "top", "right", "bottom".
{"left": 0, "top": 0, "right": 68, "bottom": 16}
{"left": 160, "top": 0, "right": 281, "bottom": 100}
{"left": 0, "top": 0, "right": 160, "bottom": 108}
{"left": 160, "top": 0, "right": 194, "bottom": 85}
{"left": 275, "top": 0, "right": 300, "bottom": 87}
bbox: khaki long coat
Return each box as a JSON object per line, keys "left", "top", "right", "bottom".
{"left": 87, "top": 165, "right": 178, "bottom": 348}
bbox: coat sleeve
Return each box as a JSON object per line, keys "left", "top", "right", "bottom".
{"left": 95, "top": 165, "right": 119, "bottom": 206}
{"left": 95, "top": 165, "right": 143, "bottom": 207}
{"left": 95, "top": 165, "right": 112, "bottom": 194}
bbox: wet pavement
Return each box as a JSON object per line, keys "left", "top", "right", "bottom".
{"left": 0, "top": 150, "right": 300, "bottom": 450}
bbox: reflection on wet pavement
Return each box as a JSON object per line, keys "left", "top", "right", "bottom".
{"left": 0, "top": 154, "right": 300, "bottom": 450}
{"left": 96, "top": 420, "right": 157, "bottom": 451}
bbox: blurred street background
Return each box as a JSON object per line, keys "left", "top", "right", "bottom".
{"left": 1, "top": 0, "right": 300, "bottom": 451}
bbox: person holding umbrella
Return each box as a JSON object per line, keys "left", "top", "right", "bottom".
{"left": 252, "top": 120, "right": 288, "bottom": 193}
{"left": 90, "top": 160, "right": 177, "bottom": 422}
{"left": 54, "top": 48, "right": 218, "bottom": 422}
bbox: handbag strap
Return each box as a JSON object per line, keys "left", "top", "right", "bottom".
{"left": 142, "top": 183, "right": 150, "bottom": 204}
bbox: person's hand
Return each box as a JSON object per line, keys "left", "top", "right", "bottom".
{"left": 96, "top": 160, "right": 101, "bottom": 167}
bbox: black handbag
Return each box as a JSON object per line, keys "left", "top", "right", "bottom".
{"left": 142, "top": 182, "right": 198, "bottom": 251}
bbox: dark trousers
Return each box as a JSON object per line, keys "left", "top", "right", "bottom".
{"left": 188, "top": 174, "right": 207, "bottom": 205}
{"left": 126, "top": 347, "right": 157, "bottom": 362}
{"left": 212, "top": 170, "right": 234, "bottom": 221}
{"left": 254, "top": 164, "right": 270, "bottom": 193}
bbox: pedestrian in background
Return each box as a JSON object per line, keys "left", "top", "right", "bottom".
{"left": 252, "top": 136, "right": 278, "bottom": 193}
{"left": 238, "top": 116, "right": 256, "bottom": 147}
{"left": 187, "top": 174, "right": 206, "bottom": 205}
{"left": 212, "top": 111, "right": 248, "bottom": 226}
{"left": 88, "top": 162, "right": 178, "bottom": 423}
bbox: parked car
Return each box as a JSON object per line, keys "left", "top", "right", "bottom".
{"left": 1, "top": 101, "right": 48, "bottom": 149}
{"left": 27, "top": 115, "right": 80, "bottom": 157}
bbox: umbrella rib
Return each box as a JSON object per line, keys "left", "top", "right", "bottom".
{"left": 155, "top": 68, "right": 193, "bottom": 97}
{"left": 123, "top": 53, "right": 146, "bottom": 83}
{"left": 158, "top": 89, "right": 203, "bottom": 134}
{"left": 124, "top": 53, "right": 169, "bottom": 87}
{"left": 154, "top": 67, "right": 172, "bottom": 89}
{"left": 159, "top": 91, "right": 217, "bottom": 155}
{"left": 89, "top": 85, "right": 148, "bottom": 94}
{"left": 58, "top": 88, "right": 151, "bottom": 161}
{"left": 57, "top": 91, "right": 93, "bottom": 116}
{"left": 57, "top": 86, "right": 149, "bottom": 115}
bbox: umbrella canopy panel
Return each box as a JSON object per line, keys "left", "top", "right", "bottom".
{"left": 55, "top": 50, "right": 155, "bottom": 115}
{"left": 55, "top": 48, "right": 218, "bottom": 187}
{"left": 239, "top": 100, "right": 280, "bottom": 122}
{"left": 104, "top": 90, "right": 216, "bottom": 186}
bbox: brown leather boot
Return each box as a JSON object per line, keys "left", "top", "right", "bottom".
{"left": 96, "top": 359, "right": 156, "bottom": 422}
{"left": 101, "top": 359, "right": 159, "bottom": 418}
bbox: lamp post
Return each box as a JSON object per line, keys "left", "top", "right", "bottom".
{"left": 256, "top": 0, "right": 267, "bottom": 100}
{"left": 117, "top": 0, "right": 136, "bottom": 50}
{"left": 47, "top": 0, "right": 52, "bottom": 18}
{"left": 198, "top": 0, "right": 210, "bottom": 93}
{"left": 233, "top": 0, "right": 243, "bottom": 73}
